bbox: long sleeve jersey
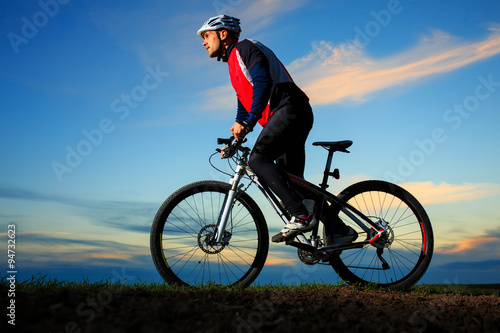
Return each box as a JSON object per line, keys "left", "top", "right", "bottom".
{"left": 226, "top": 39, "right": 308, "bottom": 128}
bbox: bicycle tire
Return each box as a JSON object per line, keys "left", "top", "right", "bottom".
{"left": 329, "top": 180, "right": 434, "bottom": 289}
{"left": 150, "top": 180, "right": 269, "bottom": 288}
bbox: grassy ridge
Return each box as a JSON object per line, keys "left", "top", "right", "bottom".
{"left": 2, "top": 274, "right": 499, "bottom": 296}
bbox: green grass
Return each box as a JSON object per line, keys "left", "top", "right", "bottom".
{"left": 2, "top": 273, "right": 180, "bottom": 292}
{"left": 2, "top": 274, "right": 499, "bottom": 296}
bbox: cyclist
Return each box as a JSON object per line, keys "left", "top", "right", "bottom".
{"left": 197, "top": 15, "right": 356, "bottom": 243}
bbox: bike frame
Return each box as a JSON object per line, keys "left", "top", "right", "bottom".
{"left": 214, "top": 145, "right": 389, "bottom": 259}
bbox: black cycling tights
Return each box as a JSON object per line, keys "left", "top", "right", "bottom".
{"left": 249, "top": 102, "right": 313, "bottom": 217}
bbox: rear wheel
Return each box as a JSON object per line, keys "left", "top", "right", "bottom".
{"left": 329, "top": 180, "right": 433, "bottom": 289}
{"left": 150, "top": 180, "right": 269, "bottom": 288}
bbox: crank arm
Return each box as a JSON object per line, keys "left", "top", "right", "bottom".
{"left": 285, "top": 240, "right": 330, "bottom": 261}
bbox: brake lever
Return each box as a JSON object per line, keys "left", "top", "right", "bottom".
{"left": 215, "top": 146, "right": 234, "bottom": 159}
{"left": 215, "top": 137, "right": 247, "bottom": 158}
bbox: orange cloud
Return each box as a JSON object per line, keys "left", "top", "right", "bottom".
{"left": 87, "top": 253, "right": 132, "bottom": 260}
{"left": 440, "top": 236, "right": 500, "bottom": 254}
{"left": 399, "top": 181, "right": 500, "bottom": 205}
{"left": 264, "top": 258, "right": 296, "bottom": 266}
{"left": 291, "top": 26, "right": 500, "bottom": 105}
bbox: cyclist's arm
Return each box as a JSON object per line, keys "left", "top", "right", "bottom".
{"left": 236, "top": 99, "right": 247, "bottom": 120}
{"left": 234, "top": 45, "right": 273, "bottom": 128}
{"left": 243, "top": 60, "right": 272, "bottom": 128}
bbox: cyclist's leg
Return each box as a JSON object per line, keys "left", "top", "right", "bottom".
{"left": 276, "top": 142, "right": 306, "bottom": 179}
{"left": 251, "top": 150, "right": 304, "bottom": 216}
{"left": 249, "top": 102, "right": 313, "bottom": 217}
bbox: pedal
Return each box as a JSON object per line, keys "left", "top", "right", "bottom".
{"left": 271, "top": 233, "right": 287, "bottom": 243}
{"left": 272, "top": 229, "right": 303, "bottom": 243}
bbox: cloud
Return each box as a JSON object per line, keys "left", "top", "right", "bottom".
{"left": 440, "top": 236, "right": 500, "bottom": 254}
{"left": 197, "top": 85, "right": 236, "bottom": 113}
{"left": 240, "top": 0, "right": 310, "bottom": 34}
{"left": 0, "top": 186, "right": 156, "bottom": 233}
{"left": 399, "top": 181, "right": 500, "bottom": 205}
{"left": 0, "top": 186, "right": 87, "bottom": 207}
{"left": 423, "top": 230, "right": 500, "bottom": 283}
{"left": 17, "top": 232, "right": 150, "bottom": 270}
{"left": 200, "top": 26, "right": 500, "bottom": 109}
{"left": 293, "top": 26, "right": 500, "bottom": 105}
{"left": 18, "top": 232, "right": 146, "bottom": 251}
{"left": 435, "top": 227, "right": 500, "bottom": 259}
{"left": 0, "top": 230, "right": 70, "bottom": 237}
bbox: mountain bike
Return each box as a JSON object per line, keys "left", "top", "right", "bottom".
{"left": 150, "top": 137, "right": 434, "bottom": 289}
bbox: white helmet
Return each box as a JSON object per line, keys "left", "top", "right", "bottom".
{"left": 197, "top": 15, "right": 241, "bottom": 38}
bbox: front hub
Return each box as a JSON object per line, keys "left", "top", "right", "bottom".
{"left": 197, "top": 224, "right": 231, "bottom": 254}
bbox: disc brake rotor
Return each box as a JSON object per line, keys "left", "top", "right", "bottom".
{"left": 198, "top": 224, "right": 224, "bottom": 254}
{"left": 197, "top": 224, "right": 232, "bottom": 254}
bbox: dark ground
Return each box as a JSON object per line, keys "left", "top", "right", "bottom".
{"left": 3, "top": 286, "right": 500, "bottom": 333}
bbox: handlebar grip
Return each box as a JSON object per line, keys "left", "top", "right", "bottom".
{"left": 217, "top": 137, "right": 233, "bottom": 145}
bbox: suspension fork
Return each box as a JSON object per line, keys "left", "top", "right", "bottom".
{"left": 214, "top": 162, "right": 245, "bottom": 243}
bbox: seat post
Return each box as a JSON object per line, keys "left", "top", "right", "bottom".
{"left": 319, "top": 149, "right": 335, "bottom": 190}
{"left": 313, "top": 140, "right": 352, "bottom": 190}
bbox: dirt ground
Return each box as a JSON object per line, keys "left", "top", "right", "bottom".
{"left": 5, "top": 286, "right": 500, "bottom": 333}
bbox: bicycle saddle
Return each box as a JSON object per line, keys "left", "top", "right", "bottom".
{"left": 312, "top": 140, "right": 353, "bottom": 153}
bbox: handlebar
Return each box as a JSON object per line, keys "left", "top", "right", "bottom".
{"left": 216, "top": 136, "right": 249, "bottom": 158}
{"left": 217, "top": 137, "right": 236, "bottom": 145}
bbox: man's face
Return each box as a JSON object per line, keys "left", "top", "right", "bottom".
{"left": 202, "top": 30, "right": 221, "bottom": 58}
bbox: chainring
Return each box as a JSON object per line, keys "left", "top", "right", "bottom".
{"left": 297, "top": 248, "right": 319, "bottom": 265}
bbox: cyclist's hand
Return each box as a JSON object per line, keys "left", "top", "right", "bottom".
{"left": 230, "top": 122, "right": 246, "bottom": 141}
{"left": 220, "top": 146, "right": 235, "bottom": 159}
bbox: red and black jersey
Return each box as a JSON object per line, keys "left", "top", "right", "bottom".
{"left": 226, "top": 39, "right": 308, "bottom": 127}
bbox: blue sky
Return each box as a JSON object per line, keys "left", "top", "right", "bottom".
{"left": 1, "top": 0, "right": 500, "bottom": 285}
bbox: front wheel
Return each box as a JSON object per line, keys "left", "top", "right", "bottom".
{"left": 329, "top": 180, "right": 434, "bottom": 289}
{"left": 150, "top": 180, "right": 269, "bottom": 288}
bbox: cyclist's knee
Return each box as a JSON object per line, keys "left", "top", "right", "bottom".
{"left": 248, "top": 152, "right": 261, "bottom": 170}
{"left": 249, "top": 151, "right": 270, "bottom": 173}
